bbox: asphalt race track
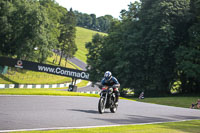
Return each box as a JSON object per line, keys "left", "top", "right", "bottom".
{"left": 1, "top": 95, "right": 200, "bottom": 132}
{"left": 1, "top": 58, "right": 200, "bottom": 132}
{"left": 69, "top": 57, "right": 100, "bottom": 92}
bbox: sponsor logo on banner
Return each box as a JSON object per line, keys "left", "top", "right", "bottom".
{"left": 15, "top": 60, "right": 23, "bottom": 68}
{"left": 37, "top": 66, "right": 89, "bottom": 80}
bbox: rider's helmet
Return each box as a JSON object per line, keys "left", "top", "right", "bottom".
{"left": 104, "top": 71, "right": 112, "bottom": 81}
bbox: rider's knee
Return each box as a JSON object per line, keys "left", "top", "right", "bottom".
{"left": 114, "top": 88, "right": 119, "bottom": 91}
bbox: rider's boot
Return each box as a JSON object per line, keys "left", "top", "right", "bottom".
{"left": 114, "top": 90, "right": 120, "bottom": 106}
{"left": 115, "top": 95, "right": 119, "bottom": 106}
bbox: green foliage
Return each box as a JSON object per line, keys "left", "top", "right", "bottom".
{"left": 0, "top": 0, "right": 77, "bottom": 65}
{"left": 0, "top": 0, "right": 51, "bottom": 62}
{"left": 133, "top": 0, "right": 190, "bottom": 94}
{"left": 0, "top": 1, "right": 37, "bottom": 58}
{"left": 39, "top": 0, "right": 67, "bottom": 57}
{"left": 175, "top": 0, "right": 200, "bottom": 93}
{"left": 37, "top": 0, "right": 68, "bottom": 63}
{"left": 58, "top": 8, "right": 77, "bottom": 65}
{"left": 86, "top": 0, "right": 200, "bottom": 95}
{"left": 85, "top": 34, "right": 105, "bottom": 82}
{"left": 74, "top": 11, "right": 114, "bottom": 33}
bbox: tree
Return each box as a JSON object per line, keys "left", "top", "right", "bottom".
{"left": 58, "top": 8, "right": 77, "bottom": 65}
{"left": 39, "top": 0, "right": 67, "bottom": 63}
{"left": 120, "top": 0, "right": 191, "bottom": 95}
{"left": 85, "top": 34, "right": 106, "bottom": 82}
{"left": 90, "top": 14, "right": 98, "bottom": 30}
{"left": 74, "top": 10, "right": 113, "bottom": 32}
{"left": 97, "top": 15, "right": 113, "bottom": 32}
{"left": 0, "top": 0, "right": 78, "bottom": 64}
{"left": 0, "top": 0, "right": 14, "bottom": 56}
{"left": 175, "top": 0, "right": 200, "bottom": 93}
{"left": 39, "top": 0, "right": 67, "bottom": 49}
{"left": 86, "top": 0, "right": 195, "bottom": 96}
{"left": 107, "top": 2, "right": 145, "bottom": 91}
{"left": 86, "top": 2, "right": 143, "bottom": 89}
{"left": 0, "top": 0, "right": 55, "bottom": 62}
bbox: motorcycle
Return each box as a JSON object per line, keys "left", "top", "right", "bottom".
{"left": 98, "top": 85, "right": 118, "bottom": 114}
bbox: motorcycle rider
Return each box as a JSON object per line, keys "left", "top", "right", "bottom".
{"left": 101, "top": 71, "right": 120, "bottom": 105}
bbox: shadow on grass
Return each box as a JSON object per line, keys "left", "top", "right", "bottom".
{"left": 0, "top": 74, "right": 18, "bottom": 84}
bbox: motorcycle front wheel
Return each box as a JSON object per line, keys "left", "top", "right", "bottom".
{"left": 110, "top": 105, "right": 117, "bottom": 113}
{"left": 98, "top": 97, "right": 105, "bottom": 114}
{"left": 110, "top": 100, "right": 118, "bottom": 113}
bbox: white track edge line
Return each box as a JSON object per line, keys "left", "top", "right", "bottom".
{"left": 0, "top": 119, "right": 199, "bottom": 133}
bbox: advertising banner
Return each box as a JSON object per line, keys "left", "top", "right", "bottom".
{"left": 0, "top": 56, "right": 90, "bottom": 80}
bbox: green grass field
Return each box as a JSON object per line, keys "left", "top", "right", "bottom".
{"left": 12, "top": 120, "right": 200, "bottom": 133}
{"left": 75, "top": 27, "right": 107, "bottom": 63}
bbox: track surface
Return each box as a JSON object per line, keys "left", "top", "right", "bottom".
{"left": 69, "top": 57, "right": 100, "bottom": 92}
{"left": 1, "top": 95, "right": 200, "bottom": 131}
{"left": 1, "top": 58, "right": 200, "bottom": 131}
{"left": 69, "top": 58, "right": 87, "bottom": 70}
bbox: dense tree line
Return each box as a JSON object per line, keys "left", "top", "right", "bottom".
{"left": 86, "top": 0, "right": 200, "bottom": 96}
{"left": 74, "top": 11, "right": 114, "bottom": 33}
{"left": 0, "top": 0, "right": 77, "bottom": 65}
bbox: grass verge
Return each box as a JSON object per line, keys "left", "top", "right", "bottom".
{"left": 1, "top": 88, "right": 199, "bottom": 109}
{"left": 76, "top": 80, "right": 90, "bottom": 88}
{"left": 0, "top": 88, "right": 98, "bottom": 97}
{"left": 12, "top": 120, "right": 200, "bottom": 133}
{"left": 130, "top": 96, "right": 200, "bottom": 108}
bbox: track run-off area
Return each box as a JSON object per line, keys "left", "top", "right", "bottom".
{"left": 1, "top": 95, "right": 200, "bottom": 132}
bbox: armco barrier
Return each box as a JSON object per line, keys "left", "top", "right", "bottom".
{"left": 0, "top": 80, "right": 81, "bottom": 89}
{"left": 80, "top": 91, "right": 100, "bottom": 94}
{"left": 0, "top": 80, "right": 100, "bottom": 94}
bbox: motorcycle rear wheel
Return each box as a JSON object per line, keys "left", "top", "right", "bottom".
{"left": 98, "top": 97, "right": 105, "bottom": 114}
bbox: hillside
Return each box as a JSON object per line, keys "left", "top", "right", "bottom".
{"left": 0, "top": 27, "right": 106, "bottom": 84}
{"left": 75, "top": 27, "right": 107, "bottom": 63}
